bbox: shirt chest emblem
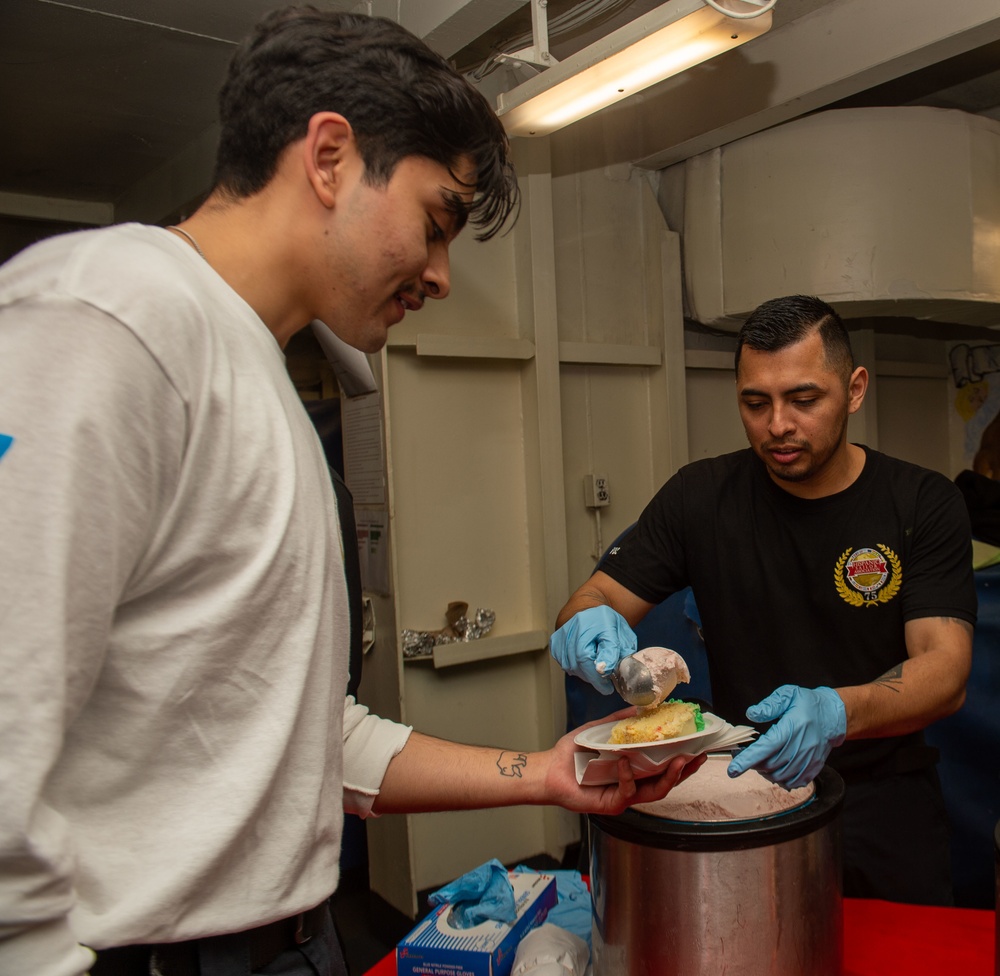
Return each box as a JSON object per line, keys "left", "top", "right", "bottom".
{"left": 834, "top": 545, "right": 902, "bottom": 607}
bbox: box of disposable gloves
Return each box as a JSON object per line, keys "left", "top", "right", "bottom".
{"left": 396, "top": 868, "right": 558, "bottom": 976}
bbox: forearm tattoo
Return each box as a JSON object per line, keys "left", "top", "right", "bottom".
{"left": 496, "top": 752, "right": 528, "bottom": 778}
{"left": 873, "top": 663, "right": 905, "bottom": 693}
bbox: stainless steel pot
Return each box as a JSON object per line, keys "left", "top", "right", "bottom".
{"left": 588, "top": 756, "right": 845, "bottom": 976}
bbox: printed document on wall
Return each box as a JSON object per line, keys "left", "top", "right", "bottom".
{"left": 342, "top": 391, "right": 386, "bottom": 506}
{"left": 356, "top": 509, "right": 390, "bottom": 595}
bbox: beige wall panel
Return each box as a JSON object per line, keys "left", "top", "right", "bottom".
{"left": 508, "top": 137, "right": 578, "bottom": 862}
{"left": 551, "top": 126, "right": 663, "bottom": 347}
{"left": 560, "top": 363, "right": 664, "bottom": 589}
{"left": 390, "top": 229, "right": 520, "bottom": 341}
{"left": 551, "top": 167, "right": 657, "bottom": 346}
{"left": 404, "top": 655, "right": 548, "bottom": 888}
{"left": 685, "top": 368, "right": 746, "bottom": 461}
{"left": 387, "top": 355, "right": 536, "bottom": 634}
{"left": 970, "top": 123, "right": 1000, "bottom": 292}
{"left": 404, "top": 657, "right": 544, "bottom": 748}
{"left": 548, "top": 133, "right": 684, "bottom": 595}
{"left": 384, "top": 354, "right": 555, "bottom": 894}
{"left": 517, "top": 363, "right": 551, "bottom": 630}
{"left": 876, "top": 375, "right": 952, "bottom": 477}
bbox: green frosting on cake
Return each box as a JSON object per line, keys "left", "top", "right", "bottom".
{"left": 667, "top": 699, "right": 704, "bottom": 731}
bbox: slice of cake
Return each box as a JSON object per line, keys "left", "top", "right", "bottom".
{"left": 609, "top": 700, "right": 704, "bottom": 744}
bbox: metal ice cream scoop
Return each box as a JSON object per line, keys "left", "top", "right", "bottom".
{"left": 610, "top": 654, "right": 660, "bottom": 706}
{"left": 610, "top": 647, "right": 690, "bottom": 707}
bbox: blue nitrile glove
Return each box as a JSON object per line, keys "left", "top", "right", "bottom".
{"left": 428, "top": 858, "right": 516, "bottom": 928}
{"left": 549, "top": 606, "right": 637, "bottom": 695}
{"left": 727, "top": 685, "right": 847, "bottom": 790}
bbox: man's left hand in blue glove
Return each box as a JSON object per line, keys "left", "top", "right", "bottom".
{"left": 549, "top": 605, "right": 637, "bottom": 695}
{"left": 727, "top": 685, "right": 846, "bottom": 789}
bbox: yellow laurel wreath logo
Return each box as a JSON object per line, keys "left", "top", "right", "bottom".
{"left": 834, "top": 549, "right": 864, "bottom": 607}
{"left": 835, "top": 544, "right": 902, "bottom": 608}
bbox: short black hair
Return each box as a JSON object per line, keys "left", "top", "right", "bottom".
{"left": 735, "top": 295, "right": 854, "bottom": 382}
{"left": 213, "top": 6, "right": 518, "bottom": 240}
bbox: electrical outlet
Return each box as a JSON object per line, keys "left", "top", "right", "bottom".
{"left": 584, "top": 474, "right": 610, "bottom": 508}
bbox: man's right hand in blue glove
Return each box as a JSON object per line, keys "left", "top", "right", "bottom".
{"left": 727, "top": 684, "right": 846, "bottom": 789}
{"left": 550, "top": 606, "right": 637, "bottom": 695}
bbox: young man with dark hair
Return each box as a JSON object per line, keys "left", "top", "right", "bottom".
{"left": 212, "top": 6, "right": 515, "bottom": 237}
{"left": 552, "top": 294, "right": 976, "bottom": 905}
{"left": 0, "top": 8, "right": 700, "bottom": 976}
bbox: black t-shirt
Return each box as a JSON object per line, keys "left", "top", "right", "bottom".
{"left": 601, "top": 446, "right": 977, "bottom": 778}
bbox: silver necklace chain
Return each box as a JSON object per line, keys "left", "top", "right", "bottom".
{"left": 167, "top": 225, "right": 206, "bottom": 260}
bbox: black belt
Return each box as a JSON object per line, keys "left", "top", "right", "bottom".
{"left": 90, "top": 901, "right": 330, "bottom": 976}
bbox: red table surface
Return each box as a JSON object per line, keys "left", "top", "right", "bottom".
{"left": 365, "top": 897, "right": 995, "bottom": 975}
{"left": 843, "top": 898, "right": 993, "bottom": 975}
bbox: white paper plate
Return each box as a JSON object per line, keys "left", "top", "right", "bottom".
{"left": 574, "top": 711, "right": 723, "bottom": 753}
{"left": 572, "top": 711, "right": 757, "bottom": 786}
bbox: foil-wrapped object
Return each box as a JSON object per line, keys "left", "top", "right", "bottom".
{"left": 461, "top": 607, "right": 496, "bottom": 640}
{"left": 402, "top": 602, "right": 496, "bottom": 658}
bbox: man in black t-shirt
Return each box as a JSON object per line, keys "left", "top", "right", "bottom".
{"left": 552, "top": 295, "right": 976, "bottom": 905}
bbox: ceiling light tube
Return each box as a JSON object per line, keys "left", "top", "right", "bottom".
{"left": 496, "top": 0, "right": 773, "bottom": 138}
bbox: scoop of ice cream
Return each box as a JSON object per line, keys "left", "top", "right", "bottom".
{"left": 632, "top": 646, "right": 690, "bottom": 704}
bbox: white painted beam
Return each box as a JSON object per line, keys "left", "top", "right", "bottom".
{"left": 562, "top": 0, "right": 1000, "bottom": 170}
{"left": 0, "top": 191, "right": 114, "bottom": 226}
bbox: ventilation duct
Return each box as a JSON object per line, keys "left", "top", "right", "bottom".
{"left": 677, "top": 106, "right": 1000, "bottom": 331}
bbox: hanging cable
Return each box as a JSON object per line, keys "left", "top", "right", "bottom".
{"left": 703, "top": 0, "right": 778, "bottom": 19}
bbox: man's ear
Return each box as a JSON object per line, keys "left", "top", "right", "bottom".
{"left": 847, "top": 365, "right": 869, "bottom": 415}
{"left": 303, "top": 112, "right": 355, "bottom": 208}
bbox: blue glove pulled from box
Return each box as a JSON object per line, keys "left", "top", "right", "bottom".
{"left": 727, "top": 684, "right": 846, "bottom": 789}
{"left": 549, "top": 606, "right": 637, "bottom": 695}
{"left": 429, "top": 858, "right": 516, "bottom": 928}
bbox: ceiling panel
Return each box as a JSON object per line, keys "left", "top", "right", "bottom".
{"left": 4, "top": 0, "right": 1000, "bottom": 261}
{"left": 1, "top": 0, "right": 234, "bottom": 199}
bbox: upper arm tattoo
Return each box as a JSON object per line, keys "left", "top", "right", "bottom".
{"left": 936, "top": 616, "right": 974, "bottom": 636}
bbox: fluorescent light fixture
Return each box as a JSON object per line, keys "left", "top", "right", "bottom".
{"left": 496, "top": 0, "right": 773, "bottom": 138}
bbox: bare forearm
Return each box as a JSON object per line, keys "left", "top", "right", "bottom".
{"left": 555, "top": 586, "right": 608, "bottom": 629}
{"left": 371, "top": 732, "right": 547, "bottom": 815}
{"left": 555, "top": 572, "right": 654, "bottom": 629}
{"left": 370, "top": 721, "right": 708, "bottom": 818}
{"left": 838, "top": 617, "right": 972, "bottom": 740}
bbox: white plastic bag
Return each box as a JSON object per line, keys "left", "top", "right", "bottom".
{"left": 511, "top": 923, "right": 590, "bottom": 976}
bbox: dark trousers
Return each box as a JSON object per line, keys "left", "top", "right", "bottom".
{"left": 841, "top": 765, "right": 954, "bottom": 906}
{"left": 89, "top": 901, "right": 350, "bottom": 976}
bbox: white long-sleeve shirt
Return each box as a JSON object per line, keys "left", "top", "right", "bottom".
{"left": 0, "top": 226, "right": 411, "bottom": 976}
